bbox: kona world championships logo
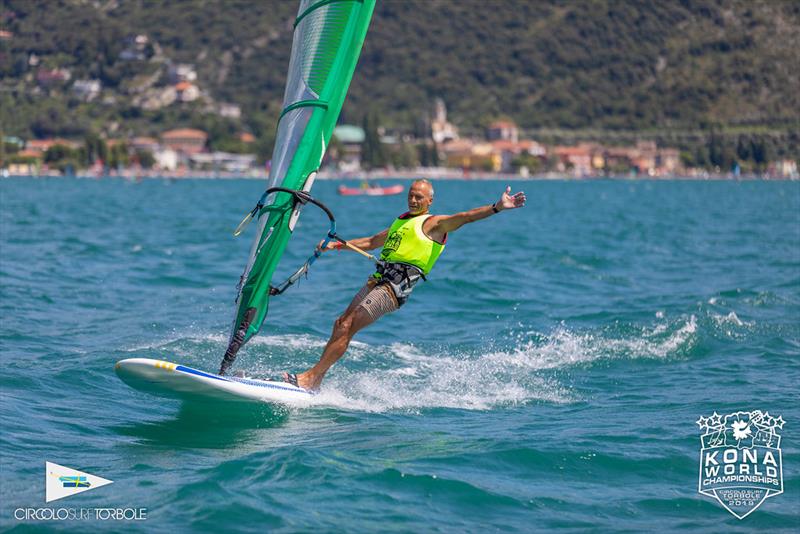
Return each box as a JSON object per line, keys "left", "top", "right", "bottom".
{"left": 697, "top": 410, "right": 784, "bottom": 519}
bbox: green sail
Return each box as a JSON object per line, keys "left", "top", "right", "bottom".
{"left": 220, "top": 0, "right": 376, "bottom": 374}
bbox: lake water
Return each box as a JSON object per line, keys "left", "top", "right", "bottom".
{"left": 1, "top": 177, "right": 798, "bottom": 531}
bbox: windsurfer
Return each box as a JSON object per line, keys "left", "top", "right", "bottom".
{"left": 284, "top": 179, "right": 526, "bottom": 391}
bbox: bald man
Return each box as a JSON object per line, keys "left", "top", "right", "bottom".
{"left": 285, "top": 180, "right": 526, "bottom": 391}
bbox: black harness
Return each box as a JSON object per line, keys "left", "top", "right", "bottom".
{"left": 374, "top": 261, "right": 426, "bottom": 305}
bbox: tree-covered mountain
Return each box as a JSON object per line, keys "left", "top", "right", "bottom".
{"left": 1, "top": 0, "right": 798, "bottom": 156}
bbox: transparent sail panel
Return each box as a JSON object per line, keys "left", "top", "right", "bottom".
{"left": 266, "top": 107, "right": 313, "bottom": 190}
{"left": 283, "top": 0, "right": 357, "bottom": 106}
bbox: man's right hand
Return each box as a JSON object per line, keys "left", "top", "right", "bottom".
{"left": 316, "top": 240, "right": 337, "bottom": 253}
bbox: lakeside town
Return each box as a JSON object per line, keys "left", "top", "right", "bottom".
{"left": 2, "top": 31, "right": 797, "bottom": 181}
{"left": 5, "top": 110, "right": 797, "bottom": 180}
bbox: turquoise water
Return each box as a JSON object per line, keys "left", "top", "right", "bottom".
{"left": 1, "top": 177, "right": 798, "bottom": 532}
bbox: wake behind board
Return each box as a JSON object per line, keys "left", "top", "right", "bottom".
{"left": 115, "top": 358, "right": 313, "bottom": 406}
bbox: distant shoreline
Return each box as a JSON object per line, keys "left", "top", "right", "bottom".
{"left": 2, "top": 170, "right": 796, "bottom": 181}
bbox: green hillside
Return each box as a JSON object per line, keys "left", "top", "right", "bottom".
{"left": 1, "top": 0, "right": 798, "bottom": 157}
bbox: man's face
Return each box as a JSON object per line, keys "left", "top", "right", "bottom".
{"left": 407, "top": 182, "right": 433, "bottom": 215}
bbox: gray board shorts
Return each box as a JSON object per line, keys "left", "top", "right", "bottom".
{"left": 350, "top": 262, "right": 425, "bottom": 321}
{"left": 351, "top": 279, "right": 399, "bottom": 321}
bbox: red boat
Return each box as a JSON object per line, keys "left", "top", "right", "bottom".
{"left": 337, "top": 183, "right": 404, "bottom": 196}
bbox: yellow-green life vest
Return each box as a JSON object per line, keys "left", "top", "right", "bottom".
{"left": 379, "top": 213, "right": 445, "bottom": 274}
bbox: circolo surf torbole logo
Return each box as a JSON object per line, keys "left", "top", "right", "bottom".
{"left": 13, "top": 462, "right": 146, "bottom": 522}
{"left": 696, "top": 410, "right": 784, "bottom": 519}
{"left": 46, "top": 462, "right": 112, "bottom": 502}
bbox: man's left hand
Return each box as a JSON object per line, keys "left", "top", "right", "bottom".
{"left": 497, "top": 186, "right": 526, "bottom": 211}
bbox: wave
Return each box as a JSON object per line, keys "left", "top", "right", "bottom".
{"left": 114, "top": 310, "right": 764, "bottom": 414}
{"left": 307, "top": 315, "right": 700, "bottom": 412}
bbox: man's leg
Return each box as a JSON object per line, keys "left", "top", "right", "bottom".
{"left": 294, "top": 283, "right": 397, "bottom": 390}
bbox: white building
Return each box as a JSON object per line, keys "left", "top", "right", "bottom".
{"left": 155, "top": 148, "right": 178, "bottom": 171}
{"left": 487, "top": 120, "right": 519, "bottom": 143}
{"left": 431, "top": 98, "right": 459, "bottom": 144}
{"left": 168, "top": 63, "right": 197, "bottom": 84}
{"left": 218, "top": 103, "right": 242, "bottom": 119}
{"left": 189, "top": 152, "right": 256, "bottom": 173}
{"left": 72, "top": 79, "right": 102, "bottom": 101}
{"left": 175, "top": 82, "right": 200, "bottom": 102}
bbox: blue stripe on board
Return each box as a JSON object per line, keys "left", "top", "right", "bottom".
{"left": 174, "top": 365, "right": 312, "bottom": 395}
{"left": 228, "top": 376, "right": 313, "bottom": 395}
{"left": 175, "top": 365, "right": 228, "bottom": 381}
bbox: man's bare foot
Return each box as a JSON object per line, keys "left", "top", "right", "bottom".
{"left": 283, "top": 371, "right": 320, "bottom": 391}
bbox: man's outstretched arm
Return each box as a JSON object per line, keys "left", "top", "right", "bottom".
{"left": 428, "top": 186, "right": 526, "bottom": 236}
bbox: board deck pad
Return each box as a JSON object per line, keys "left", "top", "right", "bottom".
{"left": 115, "top": 358, "right": 313, "bottom": 406}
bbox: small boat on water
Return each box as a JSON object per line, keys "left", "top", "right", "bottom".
{"left": 337, "top": 182, "right": 404, "bottom": 196}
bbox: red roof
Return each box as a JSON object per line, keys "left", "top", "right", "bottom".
{"left": 490, "top": 139, "right": 522, "bottom": 152}
{"left": 18, "top": 149, "right": 42, "bottom": 159}
{"left": 131, "top": 136, "right": 158, "bottom": 145}
{"left": 488, "top": 120, "right": 517, "bottom": 129}
{"left": 161, "top": 128, "right": 208, "bottom": 140}
{"left": 25, "top": 138, "right": 79, "bottom": 152}
{"left": 555, "top": 146, "right": 591, "bottom": 157}
{"left": 518, "top": 140, "right": 541, "bottom": 149}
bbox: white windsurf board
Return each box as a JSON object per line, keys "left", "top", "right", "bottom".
{"left": 115, "top": 358, "right": 313, "bottom": 406}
